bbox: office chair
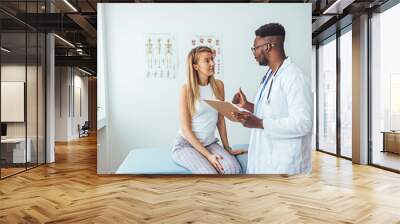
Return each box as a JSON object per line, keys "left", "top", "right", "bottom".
{"left": 79, "top": 121, "right": 90, "bottom": 138}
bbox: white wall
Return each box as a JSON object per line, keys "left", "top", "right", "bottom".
{"left": 55, "top": 67, "right": 89, "bottom": 141}
{"left": 46, "top": 32, "right": 55, "bottom": 163}
{"left": 55, "top": 67, "right": 68, "bottom": 141}
{"left": 72, "top": 73, "right": 89, "bottom": 138}
{"left": 98, "top": 3, "right": 312, "bottom": 173}
{"left": 97, "top": 4, "right": 110, "bottom": 173}
{"left": 312, "top": 45, "right": 316, "bottom": 150}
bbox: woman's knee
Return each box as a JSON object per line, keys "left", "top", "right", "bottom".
{"left": 193, "top": 166, "right": 218, "bottom": 174}
{"left": 220, "top": 159, "right": 242, "bottom": 174}
{"left": 172, "top": 149, "right": 218, "bottom": 174}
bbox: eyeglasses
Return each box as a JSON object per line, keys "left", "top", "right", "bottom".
{"left": 251, "top": 42, "right": 275, "bottom": 54}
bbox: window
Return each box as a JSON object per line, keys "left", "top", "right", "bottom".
{"left": 370, "top": 3, "right": 400, "bottom": 171}
{"left": 317, "top": 37, "right": 337, "bottom": 155}
{"left": 0, "top": 2, "right": 47, "bottom": 179}
{"left": 339, "top": 29, "right": 352, "bottom": 158}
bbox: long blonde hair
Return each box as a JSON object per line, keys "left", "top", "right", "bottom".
{"left": 186, "top": 46, "right": 222, "bottom": 116}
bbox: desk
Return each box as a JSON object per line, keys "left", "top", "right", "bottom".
{"left": 1, "top": 138, "right": 31, "bottom": 163}
{"left": 381, "top": 131, "right": 400, "bottom": 154}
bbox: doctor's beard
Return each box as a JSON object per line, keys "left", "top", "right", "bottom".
{"left": 258, "top": 55, "right": 269, "bottom": 66}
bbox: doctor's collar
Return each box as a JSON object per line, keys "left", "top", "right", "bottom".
{"left": 266, "top": 57, "right": 290, "bottom": 72}
{"left": 278, "top": 56, "right": 291, "bottom": 72}
{"left": 261, "top": 57, "right": 291, "bottom": 82}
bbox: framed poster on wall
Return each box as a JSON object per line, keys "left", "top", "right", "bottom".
{"left": 1, "top": 81, "right": 25, "bottom": 122}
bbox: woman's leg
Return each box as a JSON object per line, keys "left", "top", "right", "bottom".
{"left": 206, "top": 143, "right": 242, "bottom": 174}
{"left": 172, "top": 137, "right": 217, "bottom": 174}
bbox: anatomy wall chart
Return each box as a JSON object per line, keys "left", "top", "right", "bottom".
{"left": 145, "top": 34, "right": 177, "bottom": 79}
{"left": 190, "top": 35, "right": 223, "bottom": 77}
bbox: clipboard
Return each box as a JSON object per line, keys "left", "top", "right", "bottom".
{"left": 204, "top": 99, "right": 248, "bottom": 122}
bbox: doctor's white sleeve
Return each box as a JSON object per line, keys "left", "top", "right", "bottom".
{"left": 262, "top": 72, "right": 313, "bottom": 139}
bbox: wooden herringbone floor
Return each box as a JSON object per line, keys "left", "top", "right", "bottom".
{"left": 1, "top": 135, "right": 400, "bottom": 224}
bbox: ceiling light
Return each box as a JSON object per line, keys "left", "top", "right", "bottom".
{"left": 1, "top": 47, "right": 11, "bottom": 53}
{"left": 78, "top": 67, "right": 93, "bottom": 76}
{"left": 63, "top": 0, "right": 78, "bottom": 12}
{"left": 322, "top": 0, "right": 354, "bottom": 15}
{"left": 54, "top": 34, "right": 75, "bottom": 48}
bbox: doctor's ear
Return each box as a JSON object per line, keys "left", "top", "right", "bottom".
{"left": 264, "top": 44, "right": 271, "bottom": 53}
{"left": 193, "top": 64, "right": 199, "bottom": 71}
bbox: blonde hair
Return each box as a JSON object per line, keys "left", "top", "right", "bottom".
{"left": 186, "top": 46, "right": 222, "bottom": 116}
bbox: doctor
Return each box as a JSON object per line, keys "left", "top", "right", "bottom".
{"left": 232, "top": 23, "right": 313, "bottom": 174}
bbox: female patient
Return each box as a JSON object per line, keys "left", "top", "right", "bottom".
{"left": 172, "top": 46, "right": 243, "bottom": 174}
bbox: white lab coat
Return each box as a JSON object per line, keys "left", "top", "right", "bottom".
{"left": 247, "top": 57, "right": 313, "bottom": 174}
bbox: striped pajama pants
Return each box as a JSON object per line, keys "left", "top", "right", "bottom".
{"left": 172, "top": 135, "right": 242, "bottom": 174}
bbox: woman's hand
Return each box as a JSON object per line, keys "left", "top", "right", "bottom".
{"left": 229, "top": 149, "right": 247, "bottom": 155}
{"left": 206, "top": 153, "right": 224, "bottom": 174}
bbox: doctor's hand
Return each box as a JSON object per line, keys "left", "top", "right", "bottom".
{"left": 206, "top": 153, "right": 224, "bottom": 174}
{"left": 231, "top": 111, "right": 264, "bottom": 129}
{"left": 232, "top": 88, "right": 248, "bottom": 108}
{"left": 229, "top": 149, "right": 247, "bottom": 155}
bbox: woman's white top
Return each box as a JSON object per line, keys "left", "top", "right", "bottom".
{"left": 179, "top": 84, "right": 218, "bottom": 146}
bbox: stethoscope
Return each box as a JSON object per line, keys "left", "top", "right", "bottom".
{"left": 255, "top": 61, "right": 284, "bottom": 114}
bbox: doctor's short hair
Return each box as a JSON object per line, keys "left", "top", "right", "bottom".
{"left": 255, "top": 23, "right": 285, "bottom": 42}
